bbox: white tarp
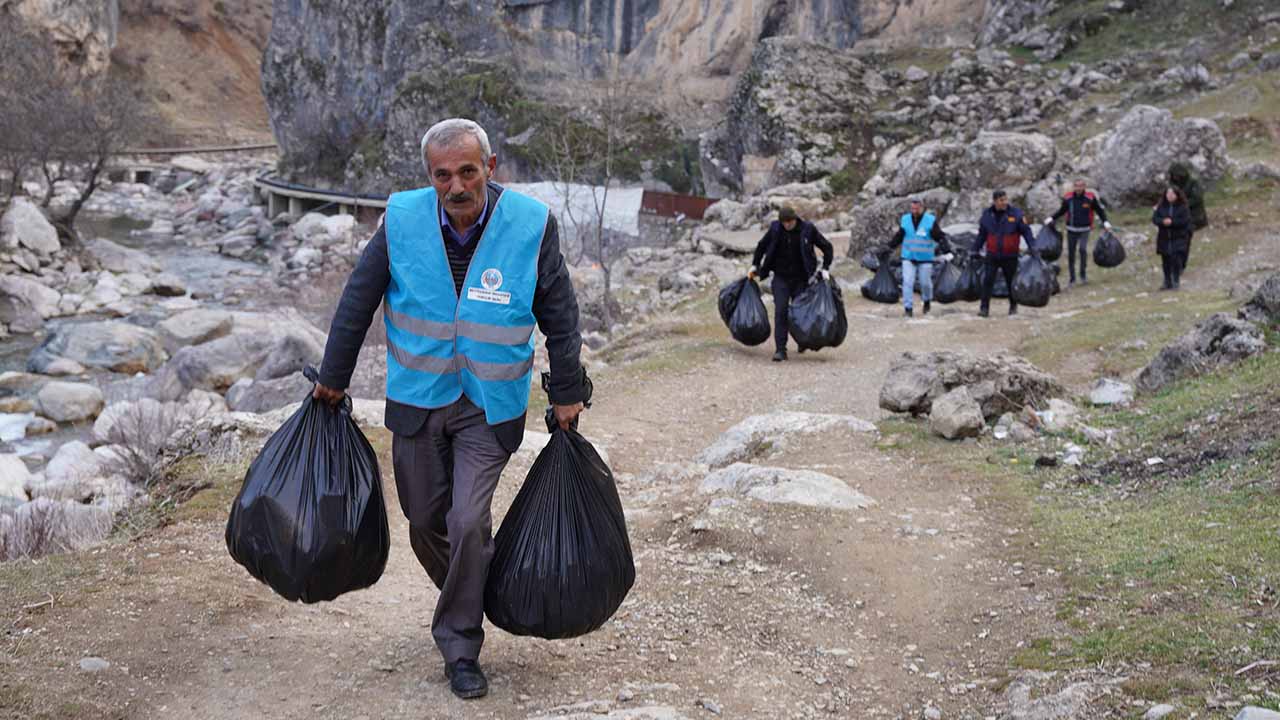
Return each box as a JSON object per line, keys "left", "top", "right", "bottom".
{"left": 506, "top": 182, "right": 644, "bottom": 240}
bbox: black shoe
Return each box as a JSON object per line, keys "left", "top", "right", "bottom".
{"left": 445, "top": 659, "right": 489, "bottom": 700}
{"left": 1080, "top": 277, "right": 1089, "bottom": 286}
{"left": 1068, "top": 279, "right": 1076, "bottom": 287}
{"left": 923, "top": 301, "right": 931, "bottom": 315}
{"left": 772, "top": 350, "right": 787, "bottom": 362}
{"left": 905, "top": 307, "right": 914, "bottom": 318}
{"left": 1008, "top": 305, "right": 1018, "bottom": 316}
{"left": 978, "top": 308, "right": 990, "bottom": 318}
{"left": 797, "top": 347, "right": 807, "bottom": 354}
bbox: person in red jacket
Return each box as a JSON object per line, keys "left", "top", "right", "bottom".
{"left": 973, "top": 190, "right": 1038, "bottom": 318}
{"left": 1046, "top": 179, "right": 1112, "bottom": 287}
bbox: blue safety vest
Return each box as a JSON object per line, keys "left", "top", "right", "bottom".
{"left": 900, "top": 212, "right": 937, "bottom": 262}
{"left": 383, "top": 187, "right": 547, "bottom": 425}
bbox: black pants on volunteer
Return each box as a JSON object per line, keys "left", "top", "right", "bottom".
{"left": 1066, "top": 230, "right": 1090, "bottom": 283}
{"left": 980, "top": 255, "right": 1020, "bottom": 313}
{"left": 771, "top": 275, "right": 807, "bottom": 353}
{"left": 391, "top": 395, "right": 510, "bottom": 665}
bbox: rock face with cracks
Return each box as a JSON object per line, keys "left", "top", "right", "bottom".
{"left": 880, "top": 351, "right": 1065, "bottom": 421}
{"left": 1137, "top": 313, "right": 1267, "bottom": 394}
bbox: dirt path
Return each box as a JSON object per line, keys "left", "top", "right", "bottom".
{"left": 4, "top": 285, "right": 1072, "bottom": 720}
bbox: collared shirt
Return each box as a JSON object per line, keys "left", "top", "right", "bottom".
{"left": 440, "top": 193, "right": 490, "bottom": 247}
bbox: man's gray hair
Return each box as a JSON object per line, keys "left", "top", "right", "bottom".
{"left": 420, "top": 118, "right": 492, "bottom": 170}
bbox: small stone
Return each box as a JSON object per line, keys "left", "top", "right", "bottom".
{"left": 698, "top": 699, "right": 723, "bottom": 715}
{"left": 79, "top": 657, "right": 110, "bottom": 672}
{"left": 617, "top": 688, "right": 635, "bottom": 702}
{"left": 1089, "top": 378, "right": 1134, "bottom": 406}
{"left": 1234, "top": 708, "right": 1280, "bottom": 720}
{"left": 924, "top": 708, "right": 943, "bottom": 720}
{"left": 1144, "top": 705, "right": 1176, "bottom": 720}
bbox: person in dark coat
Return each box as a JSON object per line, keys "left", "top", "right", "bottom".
{"left": 1046, "top": 179, "right": 1112, "bottom": 286}
{"left": 972, "top": 190, "right": 1038, "bottom": 318}
{"left": 749, "top": 206, "right": 834, "bottom": 362}
{"left": 1153, "top": 186, "right": 1192, "bottom": 290}
{"left": 1168, "top": 163, "right": 1207, "bottom": 271}
{"left": 312, "top": 118, "right": 588, "bottom": 700}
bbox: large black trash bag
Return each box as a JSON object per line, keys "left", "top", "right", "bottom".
{"left": 485, "top": 379, "right": 635, "bottom": 640}
{"left": 789, "top": 278, "right": 848, "bottom": 350}
{"left": 933, "top": 260, "right": 965, "bottom": 304}
{"left": 1050, "top": 263, "right": 1062, "bottom": 295}
{"left": 226, "top": 367, "right": 389, "bottom": 603}
{"left": 718, "top": 278, "right": 771, "bottom": 346}
{"left": 861, "top": 262, "right": 899, "bottom": 304}
{"left": 958, "top": 260, "right": 984, "bottom": 302}
{"left": 1034, "top": 224, "right": 1063, "bottom": 262}
{"left": 1012, "top": 255, "right": 1054, "bottom": 308}
{"left": 859, "top": 247, "right": 883, "bottom": 272}
{"left": 1093, "top": 229, "right": 1126, "bottom": 268}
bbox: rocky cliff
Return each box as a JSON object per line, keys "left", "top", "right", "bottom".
{"left": 262, "top": 0, "right": 991, "bottom": 192}
{"left": 0, "top": 0, "right": 119, "bottom": 76}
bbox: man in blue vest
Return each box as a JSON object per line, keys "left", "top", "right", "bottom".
{"left": 748, "top": 206, "right": 834, "bottom": 361}
{"left": 312, "top": 118, "right": 588, "bottom": 700}
{"left": 887, "top": 198, "right": 951, "bottom": 318}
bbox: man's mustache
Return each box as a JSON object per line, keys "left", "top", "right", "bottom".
{"left": 446, "top": 192, "right": 474, "bottom": 203}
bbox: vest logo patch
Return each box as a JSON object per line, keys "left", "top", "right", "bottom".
{"left": 481, "top": 268, "right": 503, "bottom": 291}
{"left": 467, "top": 287, "right": 511, "bottom": 305}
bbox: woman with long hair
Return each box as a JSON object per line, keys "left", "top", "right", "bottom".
{"left": 1153, "top": 186, "right": 1191, "bottom": 290}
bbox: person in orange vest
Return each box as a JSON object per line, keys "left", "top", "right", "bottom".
{"left": 1046, "top": 179, "right": 1112, "bottom": 286}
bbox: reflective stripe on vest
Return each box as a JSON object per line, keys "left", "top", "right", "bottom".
{"left": 383, "top": 186, "right": 548, "bottom": 425}
{"left": 900, "top": 212, "right": 937, "bottom": 262}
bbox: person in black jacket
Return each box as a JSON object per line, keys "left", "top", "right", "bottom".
{"left": 312, "top": 119, "right": 588, "bottom": 700}
{"left": 972, "top": 190, "right": 1037, "bottom": 318}
{"left": 1046, "top": 179, "right": 1112, "bottom": 286}
{"left": 749, "top": 206, "right": 834, "bottom": 361}
{"left": 1153, "top": 186, "right": 1192, "bottom": 290}
{"left": 1168, "top": 163, "right": 1208, "bottom": 272}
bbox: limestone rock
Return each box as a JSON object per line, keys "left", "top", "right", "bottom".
{"left": 887, "top": 142, "right": 966, "bottom": 196}
{"left": 226, "top": 374, "right": 313, "bottom": 414}
{"left": 1235, "top": 709, "right": 1280, "bottom": 720}
{"left": 929, "top": 387, "right": 985, "bottom": 440}
{"left": 0, "top": 275, "right": 61, "bottom": 319}
{"left": 29, "top": 321, "right": 167, "bottom": 374}
{"left": 880, "top": 351, "right": 1065, "bottom": 420}
{"left": 696, "top": 411, "right": 876, "bottom": 469}
{"left": 1137, "top": 313, "right": 1266, "bottom": 394}
{"left": 2, "top": 0, "right": 118, "bottom": 76}
{"left": 148, "top": 272, "right": 187, "bottom": 297}
{"left": 960, "top": 131, "right": 1056, "bottom": 190}
{"left": 0, "top": 454, "right": 30, "bottom": 501}
{"left": 699, "top": 463, "right": 875, "bottom": 510}
{"left": 1089, "top": 378, "right": 1133, "bottom": 406}
{"left": 0, "top": 196, "right": 59, "bottom": 255}
{"left": 85, "top": 237, "right": 162, "bottom": 274}
{"left": 156, "top": 309, "right": 234, "bottom": 353}
{"left": 1239, "top": 272, "right": 1280, "bottom": 326}
{"left": 1081, "top": 105, "right": 1228, "bottom": 202}
{"left": 35, "top": 381, "right": 104, "bottom": 422}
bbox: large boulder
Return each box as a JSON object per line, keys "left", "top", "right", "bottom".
{"left": 929, "top": 386, "right": 985, "bottom": 440}
{"left": 85, "top": 237, "right": 162, "bottom": 274}
{"left": 887, "top": 141, "right": 966, "bottom": 196}
{"left": 0, "top": 196, "right": 60, "bottom": 255}
{"left": 1, "top": 498, "right": 113, "bottom": 561}
{"left": 880, "top": 351, "right": 1066, "bottom": 420}
{"left": 35, "top": 381, "right": 105, "bottom": 422}
{"left": 0, "top": 275, "right": 61, "bottom": 319}
{"left": 155, "top": 308, "right": 234, "bottom": 353}
{"left": 1239, "top": 272, "right": 1280, "bottom": 326}
{"left": 1081, "top": 105, "right": 1229, "bottom": 202}
{"left": 1137, "top": 313, "right": 1266, "bottom": 394}
{"left": 0, "top": 454, "right": 30, "bottom": 501}
{"left": 225, "top": 374, "right": 313, "bottom": 414}
{"left": 698, "top": 463, "right": 876, "bottom": 510}
{"left": 29, "top": 321, "right": 168, "bottom": 374}
{"left": 961, "top": 132, "right": 1057, "bottom": 190}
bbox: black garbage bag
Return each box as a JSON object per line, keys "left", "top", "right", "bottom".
{"left": 859, "top": 247, "right": 883, "bottom": 272}
{"left": 958, "top": 260, "right": 984, "bottom": 302}
{"left": 861, "top": 262, "right": 899, "bottom": 304}
{"left": 789, "top": 278, "right": 848, "bottom": 350}
{"left": 1033, "top": 224, "right": 1063, "bottom": 262}
{"left": 485, "top": 386, "right": 634, "bottom": 640}
{"left": 718, "top": 278, "right": 771, "bottom": 346}
{"left": 226, "top": 367, "right": 389, "bottom": 604}
{"left": 1012, "top": 255, "right": 1054, "bottom": 308}
{"left": 1050, "top": 263, "right": 1062, "bottom": 295}
{"left": 933, "top": 260, "right": 965, "bottom": 304}
{"left": 1093, "top": 229, "right": 1126, "bottom": 268}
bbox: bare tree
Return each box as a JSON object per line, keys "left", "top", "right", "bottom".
{"left": 0, "top": 20, "right": 148, "bottom": 245}
{"left": 543, "top": 61, "right": 634, "bottom": 333}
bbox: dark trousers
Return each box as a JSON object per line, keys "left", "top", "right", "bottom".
{"left": 1161, "top": 252, "right": 1186, "bottom": 287}
{"left": 771, "top": 276, "right": 805, "bottom": 352}
{"left": 980, "top": 256, "right": 1019, "bottom": 312}
{"left": 1183, "top": 231, "right": 1193, "bottom": 271}
{"left": 391, "top": 396, "right": 512, "bottom": 664}
{"left": 1066, "top": 230, "right": 1090, "bottom": 282}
